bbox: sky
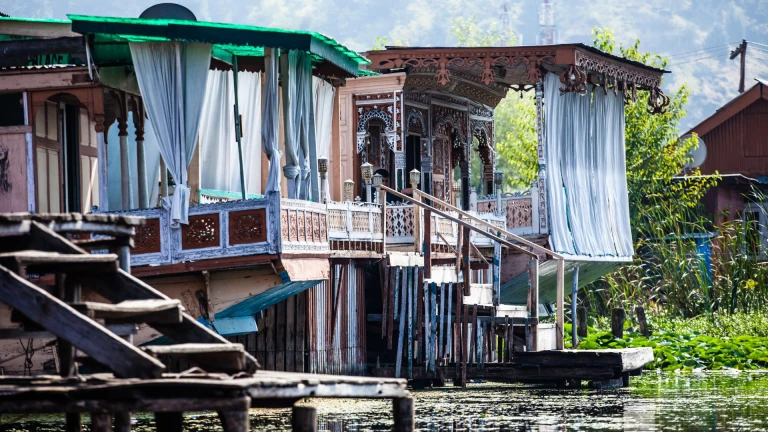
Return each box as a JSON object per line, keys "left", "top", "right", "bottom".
{"left": 4, "top": 0, "right": 768, "bottom": 131}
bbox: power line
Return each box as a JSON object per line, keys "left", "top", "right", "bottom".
{"left": 667, "top": 44, "right": 734, "bottom": 60}
{"left": 670, "top": 54, "right": 730, "bottom": 66}
{"left": 746, "top": 40, "right": 768, "bottom": 49}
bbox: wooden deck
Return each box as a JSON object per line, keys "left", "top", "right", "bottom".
{"left": 372, "top": 347, "right": 653, "bottom": 386}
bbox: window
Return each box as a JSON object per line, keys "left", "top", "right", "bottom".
{"left": 0, "top": 93, "right": 24, "bottom": 127}
{"left": 743, "top": 202, "right": 768, "bottom": 260}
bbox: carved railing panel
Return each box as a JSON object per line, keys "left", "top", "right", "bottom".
{"left": 326, "top": 201, "right": 384, "bottom": 244}
{"left": 98, "top": 194, "right": 279, "bottom": 266}
{"left": 280, "top": 198, "right": 329, "bottom": 254}
{"left": 476, "top": 188, "right": 541, "bottom": 237}
{"left": 386, "top": 204, "right": 414, "bottom": 244}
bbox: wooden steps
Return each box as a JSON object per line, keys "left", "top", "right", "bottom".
{"left": 0, "top": 213, "right": 261, "bottom": 379}
{"left": 144, "top": 343, "right": 247, "bottom": 375}
{"left": 0, "top": 266, "right": 165, "bottom": 379}
{"left": 0, "top": 251, "right": 118, "bottom": 274}
{"left": 72, "top": 300, "right": 183, "bottom": 324}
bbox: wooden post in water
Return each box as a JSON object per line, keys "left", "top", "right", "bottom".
{"left": 292, "top": 406, "right": 317, "bottom": 432}
{"left": 91, "top": 413, "right": 112, "bottom": 432}
{"left": 393, "top": 398, "right": 415, "bottom": 431}
{"left": 635, "top": 306, "right": 649, "bottom": 337}
{"left": 65, "top": 413, "right": 81, "bottom": 432}
{"left": 155, "top": 412, "right": 183, "bottom": 432}
{"left": 611, "top": 308, "right": 625, "bottom": 339}
{"left": 114, "top": 412, "right": 132, "bottom": 432}
{"left": 555, "top": 258, "right": 565, "bottom": 350}
{"left": 577, "top": 307, "right": 588, "bottom": 338}
{"left": 219, "top": 409, "right": 250, "bottom": 432}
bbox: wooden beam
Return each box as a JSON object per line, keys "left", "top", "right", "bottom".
{"left": 0, "top": 324, "right": 137, "bottom": 339}
{"left": 0, "top": 265, "right": 165, "bottom": 378}
{"left": 144, "top": 343, "right": 247, "bottom": 375}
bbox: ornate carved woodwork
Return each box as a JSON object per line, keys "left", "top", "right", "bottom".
{"left": 228, "top": 208, "right": 267, "bottom": 245}
{"left": 181, "top": 214, "right": 220, "bottom": 250}
{"left": 133, "top": 218, "right": 161, "bottom": 254}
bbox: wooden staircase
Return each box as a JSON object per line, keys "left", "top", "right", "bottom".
{"left": 0, "top": 213, "right": 259, "bottom": 378}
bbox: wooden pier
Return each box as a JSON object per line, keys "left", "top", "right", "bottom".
{"left": 372, "top": 348, "right": 653, "bottom": 388}
{"left": 0, "top": 213, "right": 412, "bottom": 431}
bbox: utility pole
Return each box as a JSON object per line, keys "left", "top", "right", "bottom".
{"left": 730, "top": 39, "right": 748, "bottom": 94}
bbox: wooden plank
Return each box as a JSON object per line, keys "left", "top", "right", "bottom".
{"left": 504, "top": 315, "right": 511, "bottom": 363}
{"left": 387, "top": 265, "right": 396, "bottom": 350}
{"left": 407, "top": 267, "right": 413, "bottom": 378}
{"left": 438, "top": 282, "right": 445, "bottom": 362}
{"left": 395, "top": 267, "right": 407, "bottom": 378}
{"left": 380, "top": 262, "right": 389, "bottom": 340}
{"left": 72, "top": 299, "right": 183, "bottom": 324}
{"left": 295, "top": 291, "right": 306, "bottom": 373}
{"left": 446, "top": 282, "right": 453, "bottom": 361}
{"left": 0, "top": 266, "right": 164, "bottom": 379}
{"left": 145, "top": 343, "right": 247, "bottom": 375}
{"left": 0, "top": 324, "right": 137, "bottom": 339}
{"left": 424, "top": 209, "right": 432, "bottom": 278}
{"left": 285, "top": 296, "right": 295, "bottom": 373}
{"left": 461, "top": 304, "right": 468, "bottom": 387}
{"left": 0, "top": 251, "right": 118, "bottom": 274}
{"left": 555, "top": 258, "right": 565, "bottom": 350}
{"left": 76, "top": 270, "right": 259, "bottom": 373}
{"left": 429, "top": 282, "right": 437, "bottom": 372}
{"left": 530, "top": 259, "right": 539, "bottom": 352}
{"left": 265, "top": 306, "right": 276, "bottom": 370}
{"left": 256, "top": 313, "right": 266, "bottom": 369}
{"left": 416, "top": 268, "right": 423, "bottom": 363}
{"left": 470, "top": 305, "right": 478, "bottom": 366}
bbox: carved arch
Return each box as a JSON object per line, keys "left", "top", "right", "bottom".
{"left": 356, "top": 109, "right": 395, "bottom": 154}
{"left": 406, "top": 108, "right": 427, "bottom": 137}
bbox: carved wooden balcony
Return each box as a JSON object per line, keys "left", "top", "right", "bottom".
{"left": 326, "top": 201, "right": 383, "bottom": 253}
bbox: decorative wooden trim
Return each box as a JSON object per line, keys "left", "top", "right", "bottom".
{"left": 228, "top": 208, "right": 267, "bottom": 245}
{"left": 181, "top": 213, "right": 221, "bottom": 250}
{"left": 132, "top": 218, "right": 161, "bottom": 254}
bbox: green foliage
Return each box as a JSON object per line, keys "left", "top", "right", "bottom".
{"left": 494, "top": 95, "right": 539, "bottom": 191}
{"left": 450, "top": 15, "right": 516, "bottom": 47}
{"left": 369, "top": 36, "right": 406, "bottom": 51}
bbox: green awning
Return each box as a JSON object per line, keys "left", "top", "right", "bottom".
{"left": 67, "top": 14, "right": 369, "bottom": 76}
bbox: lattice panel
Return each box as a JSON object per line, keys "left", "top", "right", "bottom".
{"left": 351, "top": 211, "right": 370, "bottom": 233}
{"left": 386, "top": 206, "right": 414, "bottom": 238}
{"left": 181, "top": 214, "right": 220, "bottom": 250}
{"left": 371, "top": 212, "right": 382, "bottom": 234}
{"left": 506, "top": 198, "right": 533, "bottom": 228}
{"left": 133, "top": 218, "right": 161, "bottom": 254}
{"left": 229, "top": 209, "right": 267, "bottom": 245}
{"left": 327, "top": 209, "right": 347, "bottom": 233}
{"left": 476, "top": 201, "right": 495, "bottom": 213}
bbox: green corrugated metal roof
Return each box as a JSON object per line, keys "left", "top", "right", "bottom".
{"left": 0, "top": 16, "right": 71, "bottom": 24}
{"left": 67, "top": 14, "right": 369, "bottom": 75}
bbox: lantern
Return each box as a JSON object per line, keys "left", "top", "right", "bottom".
{"left": 409, "top": 169, "right": 420, "bottom": 189}
{"left": 361, "top": 162, "right": 374, "bottom": 183}
{"left": 344, "top": 179, "right": 354, "bottom": 202}
{"left": 318, "top": 156, "right": 328, "bottom": 176}
{"left": 494, "top": 170, "right": 503, "bottom": 190}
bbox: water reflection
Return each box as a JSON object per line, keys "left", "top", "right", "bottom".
{"left": 3, "top": 372, "right": 768, "bottom": 431}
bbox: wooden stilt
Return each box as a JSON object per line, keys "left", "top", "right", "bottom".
{"left": 504, "top": 315, "right": 511, "bottom": 362}
{"left": 65, "top": 412, "right": 81, "bottom": 432}
{"left": 91, "top": 413, "right": 112, "bottom": 432}
{"left": 291, "top": 406, "right": 317, "bottom": 432}
{"left": 635, "top": 306, "right": 649, "bottom": 337}
{"left": 219, "top": 409, "right": 250, "bottom": 432}
{"left": 530, "top": 258, "right": 539, "bottom": 352}
{"left": 155, "top": 412, "right": 183, "bottom": 432}
{"left": 393, "top": 397, "right": 415, "bottom": 432}
{"left": 577, "top": 307, "right": 588, "bottom": 338}
{"left": 470, "top": 305, "right": 478, "bottom": 367}
{"left": 114, "top": 411, "right": 132, "bottom": 432}
{"left": 461, "top": 305, "right": 468, "bottom": 388}
{"left": 611, "top": 308, "right": 625, "bottom": 339}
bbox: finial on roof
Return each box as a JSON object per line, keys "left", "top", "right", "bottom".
{"left": 139, "top": 3, "right": 197, "bottom": 21}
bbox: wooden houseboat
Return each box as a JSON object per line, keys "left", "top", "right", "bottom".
{"left": 0, "top": 6, "right": 665, "bottom": 386}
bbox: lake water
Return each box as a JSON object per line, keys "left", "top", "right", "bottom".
{"left": 3, "top": 371, "right": 768, "bottom": 431}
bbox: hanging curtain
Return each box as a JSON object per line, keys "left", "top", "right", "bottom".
{"left": 313, "top": 77, "right": 335, "bottom": 199}
{"left": 282, "top": 50, "right": 315, "bottom": 200}
{"left": 198, "top": 69, "right": 263, "bottom": 194}
{"left": 544, "top": 72, "right": 632, "bottom": 258}
{"left": 129, "top": 41, "right": 211, "bottom": 226}
{"left": 262, "top": 49, "right": 281, "bottom": 194}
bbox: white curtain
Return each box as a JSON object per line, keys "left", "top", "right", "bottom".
{"left": 313, "top": 77, "right": 335, "bottom": 200}
{"left": 282, "top": 50, "right": 315, "bottom": 200}
{"left": 544, "top": 72, "right": 632, "bottom": 258}
{"left": 129, "top": 41, "right": 211, "bottom": 226}
{"left": 262, "top": 49, "right": 281, "bottom": 194}
{"left": 198, "top": 69, "right": 262, "bottom": 194}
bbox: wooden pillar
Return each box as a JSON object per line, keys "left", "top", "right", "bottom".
{"left": 571, "top": 266, "right": 580, "bottom": 348}
{"left": 529, "top": 258, "right": 539, "bottom": 352}
{"left": 160, "top": 158, "right": 168, "bottom": 199}
{"left": 555, "top": 258, "right": 565, "bottom": 350}
{"left": 577, "top": 307, "right": 588, "bottom": 338}
{"left": 58, "top": 275, "right": 80, "bottom": 377}
{"left": 292, "top": 406, "right": 317, "bottom": 432}
{"left": 155, "top": 412, "right": 183, "bottom": 432}
{"left": 118, "top": 95, "right": 133, "bottom": 210}
{"left": 393, "top": 398, "right": 415, "bottom": 432}
{"left": 91, "top": 413, "right": 112, "bottom": 432}
{"left": 133, "top": 100, "right": 148, "bottom": 209}
{"left": 118, "top": 239, "right": 131, "bottom": 273}
{"left": 611, "top": 308, "right": 625, "bottom": 339}
{"left": 65, "top": 413, "right": 82, "bottom": 432}
{"left": 114, "top": 411, "right": 132, "bottom": 432}
{"left": 94, "top": 113, "right": 108, "bottom": 211}
{"left": 219, "top": 410, "right": 250, "bottom": 432}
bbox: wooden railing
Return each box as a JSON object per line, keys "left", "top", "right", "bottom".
{"left": 475, "top": 186, "right": 543, "bottom": 237}
{"left": 326, "top": 201, "right": 383, "bottom": 243}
